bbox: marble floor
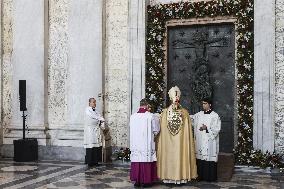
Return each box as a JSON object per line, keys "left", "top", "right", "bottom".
{"left": 0, "top": 159, "right": 283, "bottom": 189}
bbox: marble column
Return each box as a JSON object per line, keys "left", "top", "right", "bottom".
{"left": 128, "top": 0, "right": 147, "bottom": 114}
{"left": 48, "top": 0, "right": 68, "bottom": 128}
{"left": 47, "top": 0, "right": 69, "bottom": 145}
{"left": 105, "top": 0, "right": 129, "bottom": 147}
{"left": 253, "top": 0, "right": 275, "bottom": 152}
{"left": 275, "top": 0, "right": 284, "bottom": 154}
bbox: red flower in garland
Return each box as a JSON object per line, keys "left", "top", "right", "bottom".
{"left": 155, "top": 11, "right": 161, "bottom": 18}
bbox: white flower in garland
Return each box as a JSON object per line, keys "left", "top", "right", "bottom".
{"left": 234, "top": 0, "right": 241, "bottom": 5}
{"left": 242, "top": 122, "right": 250, "bottom": 130}
{"left": 158, "top": 84, "right": 163, "bottom": 91}
{"left": 237, "top": 73, "right": 243, "bottom": 78}
{"left": 167, "top": 9, "right": 173, "bottom": 16}
{"left": 150, "top": 68, "right": 156, "bottom": 76}
{"left": 150, "top": 94, "right": 156, "bottom": 100}
{"left": 247, "top": 7, "right": 253, "bottom": 12}
{"left": 157, "top": 35, "right": 162, "bottom": 41}
{"left": 178, "top": 3, "right": 183, "bottom": 10}
{"left": 239, "top": 88, "right": 245, "bottom": 94}
{"left": 244, "top": 63, "right": 251, "bottom": 70}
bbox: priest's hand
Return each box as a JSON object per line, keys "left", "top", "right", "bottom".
{"left": 199, "top": 124, "right": 207, "bottom": 131}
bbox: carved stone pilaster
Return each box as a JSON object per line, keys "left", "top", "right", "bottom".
{"left": 275, "top": 0, "right": 284, "bottom": 154}
{"left": 0, "top": 0, "right": 2, "bottom": 145}
{"left": 2, "top": 0, "right": 13, "bottom": 142}
{"left": 48, "top": 0, "right": 68, "bottom": 128}
{"left": 105, "top": 0, "right": 129, "bottom": 147}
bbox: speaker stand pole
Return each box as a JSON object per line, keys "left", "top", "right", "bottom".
{"left": 22, "top": 111, "right": 26, "bottom": 140}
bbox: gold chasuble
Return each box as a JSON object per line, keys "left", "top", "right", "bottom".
{"left": 157, "top": 105, "right": 197, "bottom": 183}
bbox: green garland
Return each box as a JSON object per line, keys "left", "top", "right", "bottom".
{"left": 111, "top": 148, "right": 131, "bottom": 161}
{"left": 146, "top": 0, "right": 283, "bottom": 168}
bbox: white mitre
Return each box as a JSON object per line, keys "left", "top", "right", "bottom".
{"left": 168, "top": 86, "right": 181, "bottom": 100}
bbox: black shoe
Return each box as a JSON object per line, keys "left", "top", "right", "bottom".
{"left": 141, "top": 183, "right": 153, "bottom": 188}
{"left": 134, "top": 182, "right": 140, "bottom": 187}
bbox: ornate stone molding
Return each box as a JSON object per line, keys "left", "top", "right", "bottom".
{"left": 48, "top": 0, "right": 68, "bottom": 127}
{"left": 275, "top": 0, "right": 284, "bottom": 154}
{"left": 105, "top": 0, "right": 129, "bottom": 147}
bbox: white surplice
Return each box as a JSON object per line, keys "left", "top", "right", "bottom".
{"left": 84, "top": 107, "right": 105, "bottom": 148}
{"left": 192, "top": 111, "right": 221, "bottom": 162}
{"left": 130, "top": 111, "right": 160, "bottom": 162}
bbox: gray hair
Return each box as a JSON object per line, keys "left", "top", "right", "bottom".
{"left": 89, "top": 98, "right": 96, "bottom": 103}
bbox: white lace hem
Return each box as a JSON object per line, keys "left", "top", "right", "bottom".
{"left": 162, "top": 179, "right": 189, "bottom": 184}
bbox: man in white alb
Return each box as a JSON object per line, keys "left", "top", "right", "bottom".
{"left": 192, "top": 97, "right": 221, "bottom": 182}
{"left": 84, "top": 98, "right": 106, "bottom": 166}
{"left": 129, "top": 98, "right": 160, "bottom": 187}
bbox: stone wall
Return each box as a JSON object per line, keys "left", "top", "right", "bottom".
{"left": 0, "top": 0, "right": 105, "bottom": 160}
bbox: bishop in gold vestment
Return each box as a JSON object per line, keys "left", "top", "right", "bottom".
{"left": 157, "top": 86, "right": 197, "bottom": 184}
